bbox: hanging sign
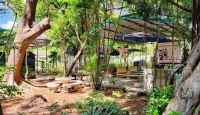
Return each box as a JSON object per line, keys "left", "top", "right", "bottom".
{"left": 157, "top": 42, "right": 182, "bottom": 64}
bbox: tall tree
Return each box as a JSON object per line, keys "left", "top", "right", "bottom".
{"left": 163, "top": 0, "right": 200, "bottom": 114}
{"left": 4, "top": 0, "right": 51, "bottom": 85}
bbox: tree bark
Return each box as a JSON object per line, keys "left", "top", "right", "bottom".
{"left": 163, "top": 0, "right": 200, "bottom": 114}
{"left": 179, "top": 39, "right": 200, "bottom": 86}
{"left": 163, "top": 61, "right": 200, "bottom": 115}
{"left": 4, "top": 0, "right": 51, "bottom": 85}
{"left": 61, "top": 48, "right": 67, "bottom": 77}
{"left": 25, "top": 51, "right": 28, "bottom": 80}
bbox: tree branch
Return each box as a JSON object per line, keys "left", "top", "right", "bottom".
{"left": 21, "top": 18, "right": 51, "bottom": 42}
{"left": 22, "top": 0, "right": 38, "bottom": 27}
{"left": 70, "top": 23, "right": 82, "bottom": 44}
{"left": 179, "top": 38, "right": 200, "bottom": 86}
{"left": 166, "top": 0, "right": 192, "bottom": 13}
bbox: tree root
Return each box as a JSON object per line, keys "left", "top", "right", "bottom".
{"left": 21, "top": 79, "right": 47, "bottom": 88}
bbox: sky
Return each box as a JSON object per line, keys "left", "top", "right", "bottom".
{"left": 0, "top": 5, "right": 15, "bottom": 29}
{"left": 0, "top": 0, "right": 24, "bottom": 29}
{"left": 0, "top": 0, "right": 125, "bottom": 30}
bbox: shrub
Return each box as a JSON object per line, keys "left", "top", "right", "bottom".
{"left": 145, "top": 86, "right": 174, "bottom": 115}
{"left": 75, "top": 92, "right": 129, "bottom": 115}
{"left": 168, "top": 111, "right": 182, "bottom": 115}
{"left": 108, "top": 77, "right": 117, "bottom": 85}
{"left": 112, "top": 91, "right": 122, "bottom": 98}
{"left": 0, "top": 66, "right": 21, "bottom": 100}
{"left": 84, "top": 55, "right": 108, "bottom": 90}
{"left": 44, "top": 67, "right": 63, "bottom": 76}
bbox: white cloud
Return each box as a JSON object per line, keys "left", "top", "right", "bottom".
{"left": 0, "top": 20, "right": 15, "bottom": 29}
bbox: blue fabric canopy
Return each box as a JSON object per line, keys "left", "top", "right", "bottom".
{"left": 116, "top": 32, "right": 172, "bottom": 43}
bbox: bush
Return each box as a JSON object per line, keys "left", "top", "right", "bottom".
{"left": 168, "top": 111, "right": 182, "bottom": 115}
{"left": 85, "top": 55, "right": 108, "bottom": 90}
{"left": 0, "top": 66, "right": 21, "bottom": 100}
{"left": 145, "top": 86, "right": 174, "bottom": 115}
{"left": 44, "top": 67, "right": 63, "bottom": 76}
{"left": 75, "top": 92, "right": 129, "bottom": 115}
{"left": 112, "top": 91, "right": 122, "bottom": 98}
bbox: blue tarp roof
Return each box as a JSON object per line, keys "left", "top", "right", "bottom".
{"left": 116, "top": 32, "right": 172, "bottom": 43}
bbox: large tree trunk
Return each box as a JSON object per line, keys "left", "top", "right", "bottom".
{"left": 4, "top": 0, "right": 51, "bottom": 85}
{"left": 163, "top": 58, "right": 200, "bottom": 114}
{"left": 66, "top": 40, "right": 86, "bottom": 77}
{"left": 163, "top": 0, "right": 200, "bottom": 114}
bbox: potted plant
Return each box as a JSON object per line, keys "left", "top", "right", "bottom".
{"left": 107, "top": 64, "right": 115, "bottom": 75}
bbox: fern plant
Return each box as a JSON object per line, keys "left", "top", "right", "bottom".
{"left": 75, "top": 92, "right": 129, "bottom": 115}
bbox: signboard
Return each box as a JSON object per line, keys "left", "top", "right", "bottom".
{"left": 157, "top": 42, "right": 182, "bottom": 64}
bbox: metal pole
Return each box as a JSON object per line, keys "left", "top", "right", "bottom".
{"left": 37, "top": 46, "right": 39, "bottom": 77}
{"left": 13, "top": 45, "right": 15, "bottom": 85}
{"left": 46, "top": 45, "right": 47, "bottom": 68}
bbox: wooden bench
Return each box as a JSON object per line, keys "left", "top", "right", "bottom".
{"left": 117, "top": 67, "right": 127, "bottom": 77}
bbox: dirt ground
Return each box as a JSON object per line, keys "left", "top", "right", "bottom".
{"left": 2, "top": 78, "right": 147, "bottom": 115}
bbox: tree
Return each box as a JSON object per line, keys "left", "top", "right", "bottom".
{"left": 49, "top": 51, "right": 58, "bottom": 68}
{"left": 163, "top": 0, "right": 200, "bottom": 114}
{"left": 4, "top": 0, "right": 51, "bottom": 85}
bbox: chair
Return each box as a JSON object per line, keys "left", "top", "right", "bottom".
{"left": 117, "top": 67, "right": 127, "bottom": 77}
{"left": 129, "top": 66, "right": 138, "bottom": 72}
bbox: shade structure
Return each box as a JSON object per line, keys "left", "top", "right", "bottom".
{"left": 128, "top": 48, "right": 144, "bottom": 53}
{"left": 109, "top": 48, "right": 143, "bottom": 56}
{"left": 29, "top": 38, "right": 51, "bottom": 47}
{"left": 116, "top": 32, "right": 172, "bottom": 43}
{"left": 0, "top": 27, "right": 6, "bottom": 31}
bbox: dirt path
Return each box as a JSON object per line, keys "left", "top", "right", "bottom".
{"left": 2, "top": 78, "right": 147, "bottom": 115}
{"left": 2, "top": 82, "right": 92, "bottom": 115}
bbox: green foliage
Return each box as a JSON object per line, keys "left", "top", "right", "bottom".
{"left": 21, "top": 66, "right": 35, "bottom": 78}
{"left": 0, "top": 85, "right": 21, "bottom": 100}
{"left": 145, "top": 86, "right": 174, "bottom": 115}
{"left": 48, "top": 102, "right": 68, "bottom": 114}
{"left": 112, "top": 91, "right": 122, "bottom": 98}
{"left": 84, "top": 54, "right": 108, "bottom": 90}
{"left": 108, "top": 77, "right": 117, "bottom": 85}
{"left": 108, "top": 63, "right": 116, "bottom": 68}
{"left": 6, "top": 0, "right": 25, "bottom": 16}
{"left": 0, "top": 66, "right": 6, "bottom": 81}
{"left": 168, "top": 111, "right": 182, "bottom": 115}
{"left": 48, "top": 102, "right": 59, "bottom": 111}
{"left": 75, "top": 92, "right": 129, "bottom": 115}
{"left": 44, "top": 67, "right": 63, "bottom": 76}
{"left": 0, "top": 66, "right": 21, "bottom": 100}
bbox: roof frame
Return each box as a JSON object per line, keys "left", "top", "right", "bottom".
{"left": 123, "top": 19, "right": 169, "bottom": 37}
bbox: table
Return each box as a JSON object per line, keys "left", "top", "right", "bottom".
{"left": 117, "top": 71, "right": 143, "bottom": 78}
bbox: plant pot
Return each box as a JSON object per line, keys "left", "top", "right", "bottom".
{"left": 133, "top": 81, "right": 143, "bottom": 88}
{"left": 107, "top": 67, "right": 113, "bottom": 75}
